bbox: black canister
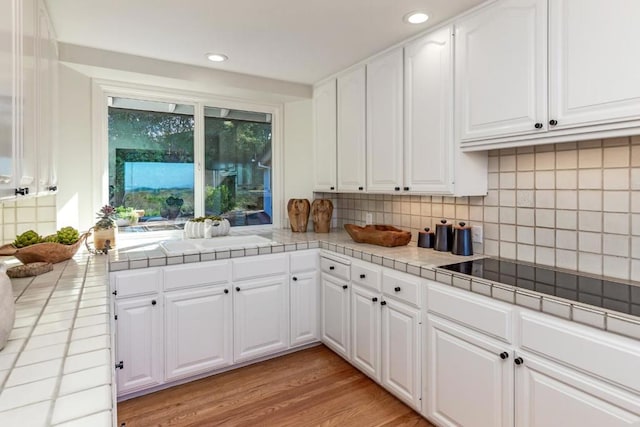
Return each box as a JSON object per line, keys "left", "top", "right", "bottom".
{"left": 434, "top": 219, "right": 453, "bottom": 252}
{"left": 451, "top": 222, "right": 473, "bottom": 256}
{"left": 417, "top": 227, "right": 435, "bottom": 248}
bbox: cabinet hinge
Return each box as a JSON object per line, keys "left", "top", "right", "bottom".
{"left": 14, "top": 187, "right": 28, "bottom": 196}
{"left": 115, "top": 361, "right": 124, "bottom": 369}
{"left": 114, "top": 314, "right": 118, "bottom": 320}
{"left": 112, "top": 290, "right": 117, "bottom": 296}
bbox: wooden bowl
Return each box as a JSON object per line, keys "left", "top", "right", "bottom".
{"left": 344, "top": 224, "right": 411, "bottom": 247}
{"left": 0, "top": 232, "right": 90, "bottom": 264}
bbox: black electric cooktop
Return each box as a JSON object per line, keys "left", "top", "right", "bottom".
{"left": 439, "top": 258, "right": 640, "bottom": 316}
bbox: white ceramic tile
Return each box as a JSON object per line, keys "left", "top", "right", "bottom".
{"left": 500, "top": 224, "right": 516, "bottom": 242}
{"left": 604, "top": 213, "right": 629, "bottom": 235}
{"left": 536, "top": 247, "right": 555, "bottom": 267}
{"left": 484, "top": 223, "right": 499, "bottom": 240}
{"left": 54, "top": 410, "right": 113, "bottom": 427}
{"left": 71, "top": 324, "right": 109, "bottom": 341}
{"left": 556, "top": 170, "right": 577, "bottom": 189}
{"left": 0, "top": 400, "right": 50, "bottom": 427}
{"left": 4, "top": 358, "right": 62, "bottom": 387}
{"left": 16, "top": 207, "right": 37, "bottom": 223}
{"left": 74, "top": 314, "right": 108, "bottom": 328}
{"left": 499, "top": 207, "right": 516, "bottom": 224}
{"left": 484, "top": 240, "right": 499, "bottom": 257}
{"left": 0, "top": 377, "right": 57, "bottom": 411}
{"left": 603, "top": 169, "right": 629, "bottom": 190}
{"left": 578, "top": 190, "right": 602, "bottom": 211}
{"left": 535, "top": 171, "right": 555, "bottom": 189}
{"left": 68, "top": 335, "right": 110, "bottom": 356}
{"left": 488, "top": 156, "right": 499, "bottom": 172}
{"left": 517, "top": 226, "right": 535, "bottom": 244}
{"left": 517, "top": 171, "right": 534, "bottom": 189}
{"left": 484, "top": 207, "right": 499, "bottom": 223}
{"left": 555, "top": 150, "right": 577, "bottom": 169}
{"left": 556, "top": 210, "right": 577, "bottom": 230}
{"left": 517, "top": 244, "right": 535, "bottom": 263}
{"left": 555, "top": 249, "right": 577, "bottom": 270}
{"left": 500, "top": 172, "right": 516, "bottom": 189}
{"left": 535, "top": 152, "right": 555, "bottom": 170}
{"left": 500, "top": 190, "right": 516, "bottom": 207}
{"left": 516, "top": 208, "right": 535, "bottom": 226}
{"left": 500, "top": 155, "right": 516, "bottom": 171}
{"left": 578, "top": 148, "right": 602, "bottom": 168}
{"left": 602, "top": 234, "right": 629, "bottom": 257}
{"left": 59, "top": 365, "right": 111, "bottom": 396}
{"left": 603, "top": 145, "right": 629, "bottom": 167}
{"left": 607, "top": 316, "right": 640, "bottom": 340}
{"left": 535, "top": 228, "right": 555, "bottom": 247}
{"left": 39, "top": 310, "right": 75, "bottom": 324}
{"left": 76, "top": 305, "right": 108, "bottom": 318}
{"left": 535, "top": 190, "right": 555, "bottom": 208}
{"left": 578, "top": 211, "right": 602, "bottom": 233}
{"left": 32, "top": 319, "right": 73, "bottom": 336}
{"left": 63, "top": 349, "right": 110, "bottom": 374}
{"left": 578, "top": 252, "right": 603, "bottom": 275}
{"left": 556, "top": 230, "right": 577, "bottom": 250}
{"left": 16, "top": 343, "right": 66, "bottom": 367}
{"left": 51, "top": 385, "right": 112, "bottom": 425}
{"left": 578, "top": 169, "right": 602, "bottom": 189}
{"left": 603, "top": 256, "right": 630, "bottom": 280}
{"left": 556, "top": 190, "right": 577, "bottom": 210}
{"left": 573, "top": 306, "right": 605, "bottom": 329}
{"left": 535, "top": 209, "right": 555, "bottom": 228}
{"left": 541, "top": 298, "right": 571, "bottom": 319}
{"left": 578, "top": 232, "right": 602, "bottom": 254}
{"left": 0, "top": 338, "right": 24, "bottom": 354}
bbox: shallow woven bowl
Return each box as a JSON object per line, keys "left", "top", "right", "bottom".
{"left": 0, "top": 233, "right": 89, "bottom": 264}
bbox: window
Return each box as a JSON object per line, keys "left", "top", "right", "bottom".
{"left": 107, "top": 97, "right": 274, "bottom": 230}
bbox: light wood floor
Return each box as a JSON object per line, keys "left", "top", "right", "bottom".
{"left": 117, "top": 345, "right": 433, "bottom": 427}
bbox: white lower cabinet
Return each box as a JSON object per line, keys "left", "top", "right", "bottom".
{"left": 290, "top": 270, "right": 319, "bottom": 347}
{"left": 115, "top": 295, "right": 163, "bottom": 395}
{"left": 165, "top": 285, "right": 232, "bottom": 381}
{"left": 351, "top": 284, "right": 381, "bottom": 380}
{"left": 233, "top": 275, "right": 289, "bottom": 363}
{"left": 321, "top": 272, "right": 350, "bottom": 359}
{"left": 425, "top": 314, "right": 513, "bottom": 427}
{"left": 515, "top": 352, "right": 640, "bottom": 427}
{"left": 381, "top": 297, "right": 421, "bottom": 410}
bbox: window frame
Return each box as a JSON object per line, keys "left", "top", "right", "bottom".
{"left": 91, "top": 79, "right": 283, "bottom": 230}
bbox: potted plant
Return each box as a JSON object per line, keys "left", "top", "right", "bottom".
{"left": 94, "top": 205, "right": 117, "bottom": 249}
{"left": 115, "top": 206, "right": 139, "bottom": 227}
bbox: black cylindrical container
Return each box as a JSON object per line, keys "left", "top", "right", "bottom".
{"left": 434, "top": 219, "right": 453, "bottom": 252}
{"left": 451, "top": 222, "right": 473, "bottom": 256}
{"left": 417, "top": 227, "right": 435, "bottom": 248}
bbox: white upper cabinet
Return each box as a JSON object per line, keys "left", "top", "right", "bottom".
{"left": 455, "top": 0, "right": 547, "bottom": 142}
{"left": 548, "top": 0, "right": 640, "bottom": 129}
{"left": 405, "top": 26, "right": 454, "bottom": 194}
{"left": 337, "top": 65, "right": 366, "bottom": 192}
{"left": 366, "top": 48, "right": 403, "bottom": 193}
{"left": 313, "top": 78, "right": 337, "bottom": 192}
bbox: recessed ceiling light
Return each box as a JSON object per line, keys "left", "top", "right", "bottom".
{"left": 206, "top": 53, "right": 228, "bottom": 62}
{"left": 404, "top": 11, "right": 429, "bottom": 24}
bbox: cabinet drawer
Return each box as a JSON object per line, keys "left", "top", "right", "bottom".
{"left": 320, "top": 256, "right": 350, "bottom": 281}
{"left": 427, "top": 282, "right": 513, "bottom": 343}
{"left": 351, "top": 260, "right": 381, "bottom": 292}
{"left": 232, "top": 253, "right": 288, "bottom": 281}
{"left": 164, "top": 260, "right": 231, "bottom": 291}
{"left": 111, "top": 268, "right": 162, "bottom": 298}
{"left": 290, "top": 250, "right": 319, "bottom": 273}
{"left": 520, "top": 310, "right": 640, "bottom": 393}
{"left": 382, "top": 269, "right": 421, "bottom": 308}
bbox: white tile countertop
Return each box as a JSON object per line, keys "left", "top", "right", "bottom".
{"left": 1, "top": 227, "right": 638, "bottom": 426}
{"left": 0, "top": 251, "right": 112, "bottom": 426}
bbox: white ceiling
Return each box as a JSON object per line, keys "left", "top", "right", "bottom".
{"left": 45, "top": 0, "right": 485, "bottom": 85}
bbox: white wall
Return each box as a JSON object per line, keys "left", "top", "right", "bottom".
{"left": 56, "top": 64, "right": 95, "bottom": 231}
{"left": 283, "top": 99, "right": 314, "bottom": 205}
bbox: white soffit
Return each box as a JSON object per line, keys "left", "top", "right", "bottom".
{"left": 45, "top": 0, "right": 485, "bottom": 85}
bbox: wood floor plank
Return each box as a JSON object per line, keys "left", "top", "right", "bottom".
{"left": 117, "top": 345, "right": 433, "bottom": 427}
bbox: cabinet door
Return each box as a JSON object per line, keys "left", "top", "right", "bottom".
{"left": 313, "top": 79, "right": 337, "bottom": 192}
{"left": 381, "top": 297, "right": 421, "bottom": 410}
{"left": 115, "top": 295, "right": 163, "bottom": 395}
{"left": 337, "top": 66, "right": 366, "bottom": 192}
{"left": 233, "top": 275, "right": 289, "bottom": 363}
{"left": 0, "top": 0, "right": 16, "bottom": 195}
{"left": 366, "top": 48, "right": 403, "bottom": 193}
{"left": 456, "top": 0, "right": 547, "bottom": 141}
{"left": 549, "top": 0, "right": 640, "bottom": 129}
{"left": 165, "top": 285, "right": 232, "bottom": 381}
{"left": 515, "top": 353, "right": 640, "bottom": 427}
{"left": 425, "top": 315, "right": 514, "bottom": 427}
{"left": 351, "top": 284, "right": 380, "bottom": 381}
{"left": 290, "top": 271, "right": 319, "bottom": 347}
{"left": 320, "top": 273, "right": 350, "bottom": 359}
{"left": 19, "top": 0, "right": 36, "bottom": 193}
{"left": 404, "top": 26, "right": 453, "bottom": 193}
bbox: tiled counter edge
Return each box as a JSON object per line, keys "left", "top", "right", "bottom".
{"left": 0, "top": 252, "right": 113, "bottom": 427}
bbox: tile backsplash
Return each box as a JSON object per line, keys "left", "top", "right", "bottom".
{"left": 317, "top": 136, "right": 640, "bottom": 281}
{"left": 0, "top": 195, "right": 57, "bottom": 244}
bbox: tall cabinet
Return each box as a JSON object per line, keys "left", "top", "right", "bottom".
{"left": 313, "top": 79, "right": 337, "bottom": 192}
{"left": 0, "top": 0, "right": 57, "bottom": 199}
